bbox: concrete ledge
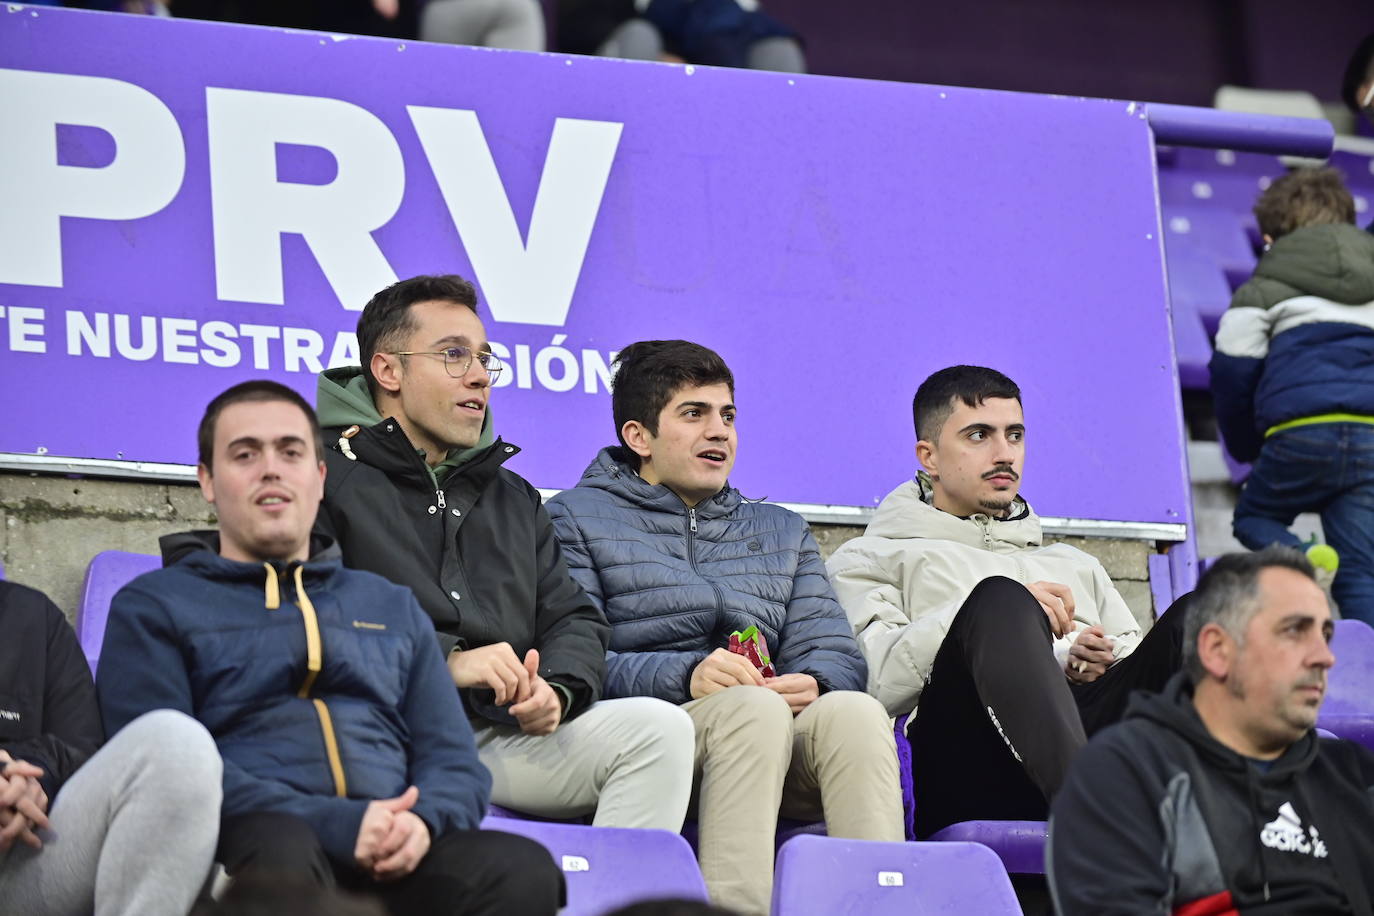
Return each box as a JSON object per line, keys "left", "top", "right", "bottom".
{"left": 2, "top": 468, "right": 1159, "bottom": 628}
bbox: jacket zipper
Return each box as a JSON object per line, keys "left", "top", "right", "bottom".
{"left": 686, "top": 506, "right": 729, "bottom": 628}
{"left": 436, "top": 489, "right": 446, "bottom": 509}
{"left": 975, "top": 515, "right": 993, "bottom": 549}
{"left": 286, "top": 565, "right": 348, "bottom": 798}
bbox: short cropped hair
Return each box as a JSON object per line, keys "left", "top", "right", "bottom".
{"left": 611, "top": 340, "right": 735, "bottom": 470}
{"left": 356, "top": 275, "right": 479, "bottom": 399}
{"left": 1342, "top": 33, "right": 1374, "bottom": 113}
{"left": 1182, "top": 546, "right": 1317, "bottom": 683}
{"left": 1253, "top": 168, "right": 1355, "bottom": 241}
{"left": 197, "top": 380, "right": 324, "bottom": 471}
{"left": 912, "top": 366, "right": 1022, "bottom": 442}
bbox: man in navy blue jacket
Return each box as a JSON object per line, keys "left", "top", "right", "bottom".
{"left": 98, "top": 380, "right": 561, "bottom": 916}
{"left": 546, "top": 340, "right": 903, "bottom": 916}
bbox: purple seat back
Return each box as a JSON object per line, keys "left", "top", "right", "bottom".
{"left": 1162, "top": 204, "right": 1257, "bottom": 291}
{"left": 770, "top": 835, "right": 1019, "bottom": 916}
{"left": 481, "top": 817, "right": 707, "bottom": 914}
{"left": 927, "top": 820, "right": 1048, "bottom": 875}
{"left": 1170, "top": 294, "right": 1215, "bottom": 392}
{"left": 1318, "top": 619, "right": 1374, "bottom": 750}
{"left": 78, "top": 550, "right": 160, "bottom": 675}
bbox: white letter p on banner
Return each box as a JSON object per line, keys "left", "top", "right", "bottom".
{"left": 0, "top": 69, "right": 186, "bottom": 288}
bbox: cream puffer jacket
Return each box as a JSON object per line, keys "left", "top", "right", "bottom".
{"left": 826, "top": 476, "right": 1141, "bottom": 723}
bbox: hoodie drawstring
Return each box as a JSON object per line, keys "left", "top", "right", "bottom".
{"left": 262, "top": 563, "right": 281, "bottom": 609}
{"left": 293, "top": 565, "right": 322, "bottom": 698}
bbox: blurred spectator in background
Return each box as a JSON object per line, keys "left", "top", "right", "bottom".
{"left": 558, "top": 0, "right": 804, "bottom": 72}
{"left": 420, "top": 0, "right": 545, "bottom": 51}
{"left": 169, "top": 0, "right": 420, "bottom": 39}
{"left": 1210, "top": 167, "right": 1374, "bottom": 626}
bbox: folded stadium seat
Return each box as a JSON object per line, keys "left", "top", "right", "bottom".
{"left": 1328, "top": 149, "right": 1374, "bottom": 194}
{"left": 1158, "top": 153, "right": 1281, "bottom": 255}
{"left": 1167, "top": 291, "right": 1214, "bottom": 392}
{"left": 480, "top": 817, "right": 709, "bottom": 915}
{"left": 1164, "top": 243, "right": 1234, "bottom": 335}
{"left": 1162, "top": 204, "right": 1258, "bottom": 292}
{"left": 770, "top": 835, "right": 1020, "bottom": 916}
{"left": 1316, "top": 619, "right": 1374, "bottom": 750}
{"left": 926, "top": 820, "right": 1048, "bottom": 876}
{"left": 77, "top": 549, "right": 160, "bottom": 674}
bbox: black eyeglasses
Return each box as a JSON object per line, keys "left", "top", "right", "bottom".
{"left": 390, "top": 345, "right": 504, "bottom": 381}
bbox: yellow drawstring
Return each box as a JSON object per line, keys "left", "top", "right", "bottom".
{"left": 262, "top": 563, "right": 281, "bottom": 609}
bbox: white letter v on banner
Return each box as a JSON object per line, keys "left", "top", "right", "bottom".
{"left": 409, "top": 108, "right": 622, "bottom": 327}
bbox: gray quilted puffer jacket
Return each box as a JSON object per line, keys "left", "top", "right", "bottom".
{"left": 546, "top": 447, "right": 868, "bottom": 705}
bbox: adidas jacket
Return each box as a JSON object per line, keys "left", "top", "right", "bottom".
{"left": 1048, "top": 673, "right": 1374, "bottom": 915}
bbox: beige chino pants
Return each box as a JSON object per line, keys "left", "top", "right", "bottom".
{"left": 682, "top": 687, "right": 905, "bottom": 916}
{"left": 473, "top": 696, "right": 696, "bottom": 830}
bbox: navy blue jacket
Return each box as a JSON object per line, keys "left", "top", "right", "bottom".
{"left": 545, "top": 448, "right": 867, "bottom": 705}
{"left": 97, "top": 532, "right": 490, "bottom": 863}
{"left": 1210, "top": 223, "right": 1374, "bottom": 462}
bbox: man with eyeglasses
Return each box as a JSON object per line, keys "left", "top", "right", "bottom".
{"left": 314, "top": 275, "right": 694, "bottom": 831}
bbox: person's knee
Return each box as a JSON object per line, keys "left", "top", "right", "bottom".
{"left": 966, "top": 576, "right": 1047, "bottom": 623}
{"left": 115, "top": 709, "right": 222, "bottom": 798}
{"left": 610, "top": 697, "right": 695, "bottom": 756}
{"left": 708, "top": 685, "right": 794, "bottom": 737}
{"left": 808, "top": 691, "right": 895, "bottom": 747}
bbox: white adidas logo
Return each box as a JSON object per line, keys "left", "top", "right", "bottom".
{"left": 1260, "top": 802, "right": 1328, "bottom": 858}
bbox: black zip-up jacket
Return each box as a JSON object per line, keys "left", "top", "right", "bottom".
{"left": 0, "top": 581, "right": 103, "bottom": 800}
{"left": 1048, "top": 672, "right": 1374, "bottom": 915}
{"left": 315, "top": 418, "right": 609, "bottom": 727}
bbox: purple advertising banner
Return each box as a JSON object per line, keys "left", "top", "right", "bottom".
{"left": 0, "top": 6, "right": 1188, "bottom": 527}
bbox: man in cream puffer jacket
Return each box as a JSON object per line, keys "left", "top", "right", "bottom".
{"left": 827, "top": 365, "right": 1187, "bottom": 837}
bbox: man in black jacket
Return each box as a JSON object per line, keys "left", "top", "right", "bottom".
{"left": 315, "top": 275, "right": 694, "bottom": 829}
{"left": 0, "top": 580, "right": 222, "bottom": 915}
{"left": 1049, "top": 547, "right": 1374, "bottom": 915}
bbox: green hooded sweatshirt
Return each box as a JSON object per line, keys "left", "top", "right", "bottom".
{"left": 315, "top": 366, "right": 497, "bottom": 486}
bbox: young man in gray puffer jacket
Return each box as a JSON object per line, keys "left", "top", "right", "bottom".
{"left": 546, "top": 340, "right": 903, "bottom": 916}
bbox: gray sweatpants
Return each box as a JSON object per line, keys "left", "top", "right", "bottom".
{"left": 0, "top": 710, "right": 222, "bottom": 916}
{"left": 420, "top": 0, "right": 546, "bottom": 51}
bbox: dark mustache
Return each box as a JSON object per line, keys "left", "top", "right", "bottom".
{"left": 982, "top": 466, "right": 1020, "bottom": 481}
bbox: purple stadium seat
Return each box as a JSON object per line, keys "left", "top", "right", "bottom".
{"left": 770, "top": 835, "right": 1020, "bottom": 916}
{"left": 1162, "top": 204, "right": 1257, "bottom": 291}
{"left": 481, "top": 816, "right": 708, "bottom": 914}
{"left": 1317, "top": 619, "right": 1374, "bottom": 750}
{"left": 77, "top": 550, "right": 160, "bottom": 674}
{"left": 1165, "top": 245, "right": 1234, "bottom": 335}
{"left": 1157, "top": 146, "right": 1282, "bottom": 217}
{"left": 1329, "top": 150, "right": 1374, "bottom": 194}
{"left": 1170, "top": 292, "right": 1214, "bottom": 391}
{"left": 927, "top": 820, "right": 1048, "bottom": 876}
